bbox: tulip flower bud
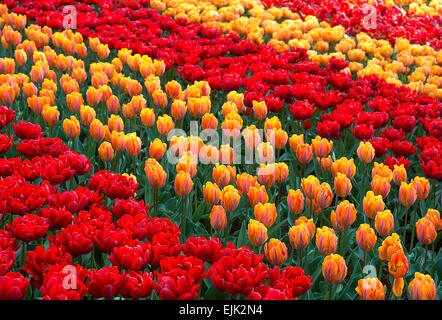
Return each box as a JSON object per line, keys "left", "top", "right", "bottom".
{"left": 107, "top": 115, "right": 124, "bottom": 133}
{"left": 265, "top": 238, "right": 288, "bottom": 266}
{"left": 201, "top": 113, "right": 218, "bottom": 130}
{"left": 256, "top": 142, "right": 274, "bottom": 164}
{"left": 89, "top": 118, "right": 104, "bottom": 141}
{"left": 140, "top": 107, "right": 155, "bottom": 127}
{"left": 372, "top": 162, "right": 392, "bottom": 180}
{"left": 287, "top": 189, "right": 305, "bottom": 215}
{"left": 334, "top": 172, "right": 352, "bottom": 198}
{"left": 363, "top": 191, "right": 385, "bottom": 220}
{"left": 356, "top": 224, "right": 377, "bottom": 251}
{"left": 322, "top": 254, "right": 347, "bottom": 285}
{"left": 311, "top": 136, "right": 333, "bottom": 158}
{"left": 242, "top": 125, "right": 261, "bottom": 150}
{"left": 273, "top": 128, "right": 288, "bottom": 150}
{"left": 314, "top": 183, "right": 333, "bottom": 209}
{"left": 331, "top": 157, "right": 356, "bottom": 179}
{"left": 152, "top": 89, "right": 167, "bottom": 109}
{"left": 254, "top": 202, "right": 277, "bottom": 228}
{"left": 220, "top": 185, "right": 240, "bottom": 212}
{"left": 219, "top": 145, "right": 234, "bottom": 165}
{"left": 408, "top": 273, "right": 436, "bottom": 300}
{"left": 174, "top": 171, "right": 193, "bottom": 197}
{"left": 296, "top": 143, "right": 313, "bottom": 164}
{"left": 165, "top": 80, "right": 182, "bottom": 100}
{"left": 289, "top": 224, "right": 310, "bottom": 250}
{"left": 252, "top": 100, "right": 267, "bottom": 120}
{"left": 392, "top": 164, "right": 407, "bottom": 186}
{"left": 203, "top": 181, "right": 221, "bottom": 206}
{"left": 0, "top": 84, "right": 16, "bottom": 106}
{"left": 96, "top": 43, "right": 110, "bottom": 60}
{"left": 371, "top": 175, "right": 391, "bottom": 199}
{"left": 355, "top": 278, "right": 386, "bottom": 300}
{"left": 416, "top": 217, "right": 437, "bottom": 245}
{"left": 106, "top": 95, "right": 120, "bottom": 114}
{"left": 227, "top": 91, "right": 244, "bottom": 113}
{"left": 98, "top": 141, "right": 114, "bottom": 162}
{"left": 63, "top": 115, "right": 80, "bottom": 139}
{"left": 301, "top": 175, "right": 320, "bottom": 199}
{"left": 124, "top": 133, "right": 141, "bottom": 156}
{"left": 80, "top": 105, "right": 96, "bottom": 127}
{"left": 248, "top": 183, "right": 268, "bottom": 207}
{"left": 412, "top": 176, "right": 430, "bottom": 201}
{"left": 378, "top": 233, "right": 402, "bottom": 261}
{"left": 425, "top": 209, "right": 442, "bottom": 231}
{"left": 146, "top": 164, "right": 167, "bottom": 189}
{"left": 65, "top": 92, "right": 84, "bottom": 114}
{"left": 388, "top": 249, "right": 409, "bottom": 280}
{"left": 42, "top": 106, "right": 59, "bottom": 127}
{"left": 375, "top": 209, "right": 394, "bottom": 238}
{"left": 14, "top": 48, "right": 27, "bottom": 66}
{"left": 257, "top": 164, "right": 277, "bottom": 189}
{"left": 210, "top": 205, "right": 226, "bottom": 231}
{"left": 248, "top": 219, "right": 268, "bottom": 247}
{"left": 289, "top": 134, "right": 304, "bottom": 153}
{"left": 398, "top": 182, "right": 416, "bottom": 207}
{"left": 316, "top": 226, "right": 338, "bottom": 255}
{"left": 111, "top": 130, "right": 126, "bottom": 152}
{"left": 176, "top": 153, "right": 197, "bottom": 178}
{"left": 318, "top": 156, "right": 333, "bottom": 172}
{"left": 275, "top": 162, "right": 289, "bottom": 184}
{"left": 171, "top": 99, "right": 187, "bottom": 121}
{"left": 212, "top": 164, "right": 230, "bottom": 189}
{"left": 236, "top": 173, "right": 257, "bottom": 197}
{"left": 221, "top": 101, "right": 238, "bottom": 118}
{"left": 331, "top": 200, "right": 357, "bottom": 232}
{"left": 357, "top": 141, "right": 375, "bottom": 164}
{"left": 86, "top": 86, "right": 102, "bottom": 107}
{"left": 157, "top": 114, "right": 174, "bottom": 137}
{"left": 149, "top": 138, "right": 167, "bottom": 161}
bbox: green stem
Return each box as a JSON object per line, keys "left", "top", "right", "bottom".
{"left": 402, "top": 206, "right": 409, "bottom": 247}
{"left": 409, "top": 203, "right": 418, "bottom": 252}
{"left": 224, "top": 211, "right": 230, "bottom": 246}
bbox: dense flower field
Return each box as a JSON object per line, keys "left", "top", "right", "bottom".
{"left": 0, "top": 0, "right": 440, "bottom": 300}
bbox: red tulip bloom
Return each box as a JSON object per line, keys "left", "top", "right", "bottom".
{"left": 89, "top": 170, "right": 138, "bottom": 200}
{"left": 352, "top": 124, "right": 375, "bottom": 141}
{"left": 63, "top": 151, "right": 92, "bottom": 176}
{"left": 208, "top": 247, "right": 268, "bottom": 296}
{"left": 115, "top": 213, "right": 150, "bottom": 241}
{"left": 49, "top": 223, "right": 95, "bottom": 257}
{"left": 289, "top": 100, "right": 316, "bottom": 121}
{"left": 119, "top": 271, "right": 154, "bottom": 299}
{"left": 317, "top": 120, "right": 340, "bottom": 140}
{"left": 154, "top": 269, "right": 200, "bottom": 300}
{"left": 370, "top": 137, "right": 391, "bottom": 158}
{"left": 149, "top": 232, "right": 183, "bottom": 269}
{"left": 93, "top": 225, "right": 131, "bottom": 254}
{"left": 0, "top": 106, "right": 15, "bottom": 131}
{"left": 381, "top": 127, "right": 405, "bottom": 142}
{"left": 8, "top": 214, "right": 49, "bottom": 243}
{"left": 383, "top": 156, "right": 411, "bottom": 171}
{"left": 74, "top": 205, "right": 113, "bottom": 230}
{"left": 108, "top": 240, "right": 150, "bottom": 271}
{"left": 41, "top": 264, "right": 88, "bottom": 300}
{"left": 49, "top": 186, "right": 104, "bottom": 215}
{"left": 16, "top": 159, "right": 40, "bottom": 182}
{"left": 87, "top": 266, "right": 122, "bottom": 299}
{"left": 182, "top": 236, "right": 222, "bottom": 264}
{"left": 160, "top": 255, "right": 207, "bottom": 283}
{"left": 247, "top": 284, "right": 289, "bottom": 300}
{"left": 267, "top": 266, "right": 312, "bottom": 299}
{"left": 33, "top": 155, "right": 76, "bottom": 185}
{"left": 144, "top": 217, "right": 180, "bottom": 242}
{"left": 0, "top": 272, "right": 30, "bottom": 300}
{"left": 111, "top": 198, "right": 149, "bottom": 219}
{"left": 0, "top": 247, "right": 15, "bottom": 276}
{"left": 0, "top": 134, "right": 13, "bottom": 154}
{"left": 392, "top": 115, "right": 416, "bottom": 133}
{"left": 13, "top": 121, "right": 42, "bottom": 140}
{"left": 0, "top": 229, "right": 19, "bottom": 251}
{"left": 392, "top": 140, "right": 417, "bottom": 157}
{"left": 22, "top": 245, "right": 72, "bottom": 289}
{"left": 37, "top": 206, "right": 73, "bottom": 230}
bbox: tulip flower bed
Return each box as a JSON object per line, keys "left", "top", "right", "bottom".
{"left": 0, "top": 1, "right": 440, "bottom": 301}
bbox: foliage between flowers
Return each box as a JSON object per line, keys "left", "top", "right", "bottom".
{"left": 0, "top": 1, "right": 440, "bottom": 301}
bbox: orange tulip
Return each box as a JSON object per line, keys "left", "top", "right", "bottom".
{"left": 98, "top": 141, "right": 114, "bottom": 162}
{"left": 392, "top": 164, "right": 407, "bottom": 186}
{"left": 296, "top": 143, "right": 312, "bottom": 164}
{"left": 256, "top": 142, "right": 274, "bottom": 164}
{"left": 254, "top": 202, "right": 277, "bottom": 228}
{"left": 89, "top": 118, "right": 104, "bottom": 141}
{"left": 248, "top": 183, "right": 268, "bottom": 207}
{"left": 146, "top": 164, "right": 167, "bottom": 189}
{"left": 264, "top": 238, "right": 288, "bottom": 266}
{"left": 257, "top": 164, "right": 277, "bottom": 189}
{"left": 371, "top": 162, "right": 393, "bottom": 180}
{"left": 371, "top": 175, "right": 391, "bottom": 199}
{"left": 331, "top": 157, "right": 356, "bottom": 179}
{"left": 110, "top": 130, "right": 126, "bottom": 152}
{"left": 157, "top": 114, "right": 174, "bottom": 137}
{"left": 378, "top": 233, "right": 403, "bottom": 261}
{"left": 140, "top": 108, "right": 155, "bottom": 127}
{"left": 375, "top": 209, "right": 395, "bottom": 238}
{"left": 252, "top": 100, "right": 267, "bottom": 120}
{"left": 41, "top": 106, "right": 59, "bottom": 127}
{"left": 289, "top": 224, "right": 310, "bottom": 250}
{"left": 289, "top": 134, "right": 304, "bottom": 153}
{"left": 287, "top": 189, "right": 305, "bottom": 215}
{"left": 0, "top": 84, "right": 15, "bottom": 106}
{"left": 106, "top": 95, "right": 120, "bottom": 114}
{"left": 212, "top": 164, "right": 230, "bottom": 189}
{"left": 316, "top": 226, "right": 338, "bottom": 255}
{"left": 220, "top": 185, "right": 240, "bottom": 212}
{"left": 398, "top": 182, "right": 416, "bottom": 207}
{"left": 355, "top": 278, "right": 385, "bottom": 300}
{"left": 318, "top": 156, "right": 333, "bottom": 172}
{"left": 416, "top": 217, "right": 437, "bottom": 245}
{"left": 108, "top": 115, "right": 124, "bottom": 133}
{"left": 275, "top": 162, "right": 289, "bottom": 184}
{"left": 124, "top": 133, "right": 141, "bottom": 156}
{"left": 363, "top": 191, "right": 385, "bottom": 220}
{"left": 176, "top": 153, "right": 197, "bottom": 178}
{"left": 356, "top": 224, "right": 377, "bottom": 251}
{"left": 227, "top": 91, "right": 244, "bottom": 112}
{"left": 165, "top": 80, "right": 182, "bottom": 100}
{"left": 80, "top": 105, "right": 96, "bottom": 127}
{"left": 171, "top": 100, "right": 187, "bottom": 121}
{"left": 174, "top": 171, "right": 193, "bottom": 197}
{"left": 330, "top": 200, "right": 357, "bottom": 232}
{"left": 63, "top": 116, "right": 80, "bottom": 139}
{"left": 242, "top": 125, "right": 261, "bottom": 150}
{"left": 334, "top": 172, "right": 352, "bottom": 198}
{"left": 311, "top": 136, "right": 333, "bottom": 158}
{"left": 388, "top": 249, "right": 409, "bottom": 280}
{"left": 152, "top": 89, "right": 167, "bottom": 109}
{"left": 408, "top": 273, "right": 437, "bottom": 300}
{"left": 248, "top": 219, "right": 268, "bottom": 247}
{"left": 412, "top": 176, "right": 430, "bottom": 201}
{"left": 357, "top": 141, "right": 375, "bottom": 164}
{"left": 425, "top": 209, "right": 442, "bottom": 231}
{"left": 201, "top": 113, "right": 218, "bottom": 130}
{"left": 210, "top": 205, "right": 227, "bottom": 232}
{"left": 322, "top": 254, "right": 347, "bottom": 285}
{"left": 203, "top": 181, "right": 220, "bottom": 206}
{"left": 236, "top": 173, "right": 257, "bottom": 197}
{"left": 301, "top": 175, "right": 320, "bottom": 200}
